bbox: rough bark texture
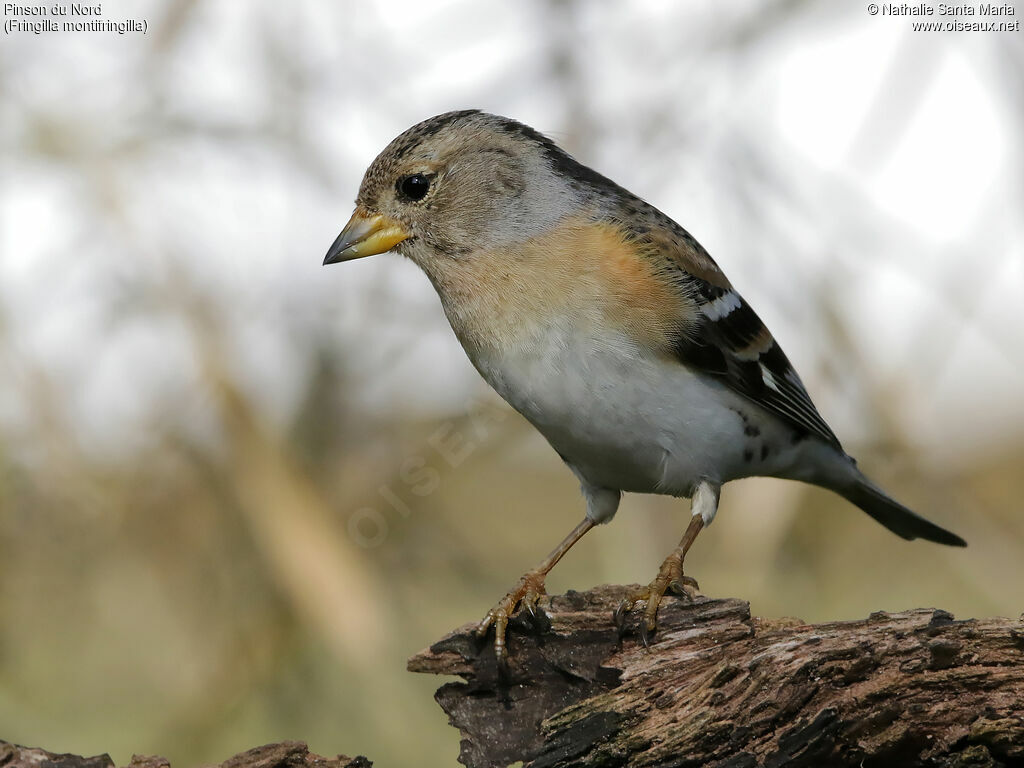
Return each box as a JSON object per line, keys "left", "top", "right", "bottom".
{"left": 408, "top": 584, "right": 1024, "bottom": 768}
{"left": 0, "top": 740, "right": 371, "bottom": 768}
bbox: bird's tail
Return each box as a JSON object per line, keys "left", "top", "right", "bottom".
{"left": 837, "top": 477, "right": 966, "bottom": 547}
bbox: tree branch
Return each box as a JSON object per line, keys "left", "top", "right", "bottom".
{"left": 408, "top": 584, "right": 1024, "bottom": 768}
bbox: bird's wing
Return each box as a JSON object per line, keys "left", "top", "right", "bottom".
{"left": 638, "top": 221, "right": 842, "bottom": 448}
{"left": 674, "top": 277, "right": 841, "bottom": 447}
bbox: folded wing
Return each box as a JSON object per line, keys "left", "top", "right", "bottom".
{"left": 673, "top": 277, "right": 841, "bottom": 448}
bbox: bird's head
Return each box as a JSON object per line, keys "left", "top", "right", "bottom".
{"left": 324, "top": 110, "right": 599, "bottom": 270}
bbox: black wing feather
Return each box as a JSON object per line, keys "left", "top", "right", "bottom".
{"left": 675, "top": 279, "right": 842, "bottom": 448}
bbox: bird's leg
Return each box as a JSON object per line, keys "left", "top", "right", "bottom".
{"left": 615, "top": 480, "right": 719, "bottom": 644}
{"left": 476, "top": 517, "right": 595, "bottom": 667}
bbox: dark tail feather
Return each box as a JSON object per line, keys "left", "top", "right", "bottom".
{"left": 839, "top": 480, "right": 966, "bottom": 547}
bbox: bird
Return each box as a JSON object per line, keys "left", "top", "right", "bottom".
{"left": 323, "top": 109, "right": 966, "bottom": 665}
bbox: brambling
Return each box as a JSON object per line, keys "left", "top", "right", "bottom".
{"left": 324, "top": 110, "right": 965, "bottom": 665}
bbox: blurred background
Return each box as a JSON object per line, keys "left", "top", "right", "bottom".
{"left": 1, "top": 0, "right": 1022, "bottom": 765}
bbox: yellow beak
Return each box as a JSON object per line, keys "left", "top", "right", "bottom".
{"left": 323, "top": 209, "right": 411, "bottom": 264}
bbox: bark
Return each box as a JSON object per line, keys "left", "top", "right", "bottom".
{"left": 408, "top": 584, "right": 1024, "bottom": 768}
{"left": 0, "top": 740, "right": 370, "bottom": 768}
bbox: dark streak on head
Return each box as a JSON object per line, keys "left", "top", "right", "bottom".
{"left": 357, "top": 110, "right": 483, "bottom": 212}
{"left": 492, "top": 115, "right": 711, "bottom": 257}
{"left": 506, "top": 118, "right": 703, "bottom": 253}
{"left": 371, "top": 111, "right": 712, "bottom": 259}
{"left": 387, "top": 109, "right": 483, "bottom": 163}
{"left": 494, "top": 118, "right": 630, "bottom": 201}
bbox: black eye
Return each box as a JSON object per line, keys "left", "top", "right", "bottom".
{"left": 398, "top": 173, "right": 431, "bottom": 201}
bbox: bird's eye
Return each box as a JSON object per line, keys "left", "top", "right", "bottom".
{"left": 398, "top": 173, "right": 431, "bottom": 201}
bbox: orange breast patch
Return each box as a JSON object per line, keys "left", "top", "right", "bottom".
{"left": 427, "top": 217, "right": 697, "bottom": 356}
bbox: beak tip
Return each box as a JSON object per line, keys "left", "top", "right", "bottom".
{"left": 323, "top": 210, "right": 409, "bottom": 266}
{"left": 323, "top": 230, "right": 353, "bottom": 266}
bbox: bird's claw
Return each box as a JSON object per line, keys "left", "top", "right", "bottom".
{"left": 476, "top": 569, "right": 548, "bottom": 670}
{"left": 614, "top": 555, "right": 700, "bottom": 644}
{"left": 521, "top": 590, "right": 539, "bottom": 619}
{"left": 670, "top": 574, "right": 700, "bottom": 597}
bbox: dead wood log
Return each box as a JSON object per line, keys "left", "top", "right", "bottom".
{"left": 0, "top": 740, "right": 371, "bottom": 768}
{"left": 408, "top": 584, "right": 1024, "bottom": 768}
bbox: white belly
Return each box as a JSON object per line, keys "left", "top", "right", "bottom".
{"left": 469, "top": 329, "right": 793, "bottom": 496}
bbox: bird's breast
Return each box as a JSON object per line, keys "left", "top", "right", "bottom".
{"left": 417, "top": 215, "right": 695, "bottom": 359}
{"left": 415, "top": 216, "right": 794, "bottom": 494}
{"left": 466, "top": 325, "right": 760, "bottom": 495}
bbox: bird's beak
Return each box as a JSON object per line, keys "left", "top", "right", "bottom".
{"left": 323, "top": 209, "right": 411, "bottom": 265}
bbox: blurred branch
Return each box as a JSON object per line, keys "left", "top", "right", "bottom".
{"left": 177, "top": 283, "right": 389, "bottom": 661}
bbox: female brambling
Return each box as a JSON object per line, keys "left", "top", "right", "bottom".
{"left": 324, "top": 110, "right": 965, "bottom": 665}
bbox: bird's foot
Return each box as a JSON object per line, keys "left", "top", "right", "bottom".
{"left": 475, "top": 568, "right": 548, "bottom": 669}
{"left": 614, "top": 552, "right": 700, "bottom": 645}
